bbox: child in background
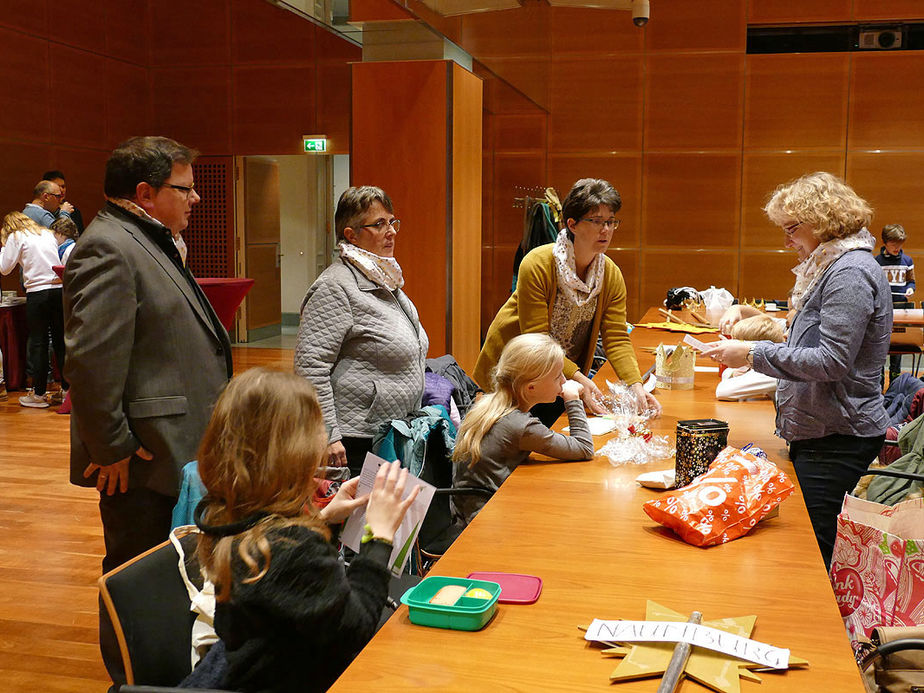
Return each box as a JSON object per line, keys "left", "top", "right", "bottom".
{"left": 876, "top": 224, "right": 915, "bottom": 379}
{"left": 193, "top": 368, "right": 419, "bottom": 693}
{"left": 50, "top": 215, "right": 78, "bottom": 263}
{"left": 715, "top": 314, "right": 785, "bottom": 401}
{"left": 876, "top": 223, "right": 915, "bottom": 303}
{"left": 452, "top": 333, "right": 594, "bottom": 523}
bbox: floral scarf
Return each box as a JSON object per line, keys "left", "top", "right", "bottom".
{"left": 338, "top": 241, "right": 404, "bottom": 291}
{"left": 551, "top": 229, "right": 605, "bottom": 307}
{"left": 107, "top": 196, "right": 187, "bottom": 266}
{"left": 789, "top": 228, "right": 875, "bottom": 313}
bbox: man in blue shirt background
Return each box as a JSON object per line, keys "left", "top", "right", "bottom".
{"left": 22, "top": 180, "right": 73, "bottom": 227}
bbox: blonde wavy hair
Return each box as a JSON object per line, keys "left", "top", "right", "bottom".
{"left": 453, "top": 333, "right": 564, "bottom": 468}
{"left": 730, "top": 315, "right": 784, "bottom": 343}
{"left": 196, "top": 368, "right": 330, "bottom": 602}
{"left": 763, "top": 172, "right": 873, "bottom": 242}
{"left": 1, "top": 211, "right": 45, "bottom": 245}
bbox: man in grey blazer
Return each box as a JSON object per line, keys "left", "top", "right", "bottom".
{"left": 63, "top": 136, "right": 232, "bottom": 687}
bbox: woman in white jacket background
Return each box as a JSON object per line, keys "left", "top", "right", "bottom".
{"left": 0, "top": 211, "right": 66, "bottom": 408}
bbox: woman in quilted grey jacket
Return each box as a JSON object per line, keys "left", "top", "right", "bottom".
{"left": 295, "top": 186, "right": 428, "bottom": 476}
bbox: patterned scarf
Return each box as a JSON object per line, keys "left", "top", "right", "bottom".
{"left": 790, "top": 228, "right": 875, "bottom": 313}
{"left": 107, "top": 196, "right": 162, "bottom": 228}
{"left": 338, "top": 241, "right": 404, "bottom": 291}
{"left": 107, "top": 196, "right": 188, "bottom": 266}
{"left": 552, "top": 229, "right": 605, "bottom": 307}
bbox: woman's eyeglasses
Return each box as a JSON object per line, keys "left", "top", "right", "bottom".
{"left": 579, "top": 218, "right": 621, "bottom": 231}
{"left": 361, "top": 219, "right": 401, "bottom": 232}
{"left": 782, "top": 221, "right": 804, "bottom": 235}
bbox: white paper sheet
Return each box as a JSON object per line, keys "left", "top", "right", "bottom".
{"left": 584, "top": 619, "right": 790, "bottom": 669}
{"left": 341, "top": 452, "right": 436, "bottom": 576}
{"left": 635, "top": 468, "right": 676, "bottom": 489}
{"left": 683, "top": 334, "right": 710, "bottom": 353}
{"left": 563, "top": 417, "right": 617, "bottom": 436}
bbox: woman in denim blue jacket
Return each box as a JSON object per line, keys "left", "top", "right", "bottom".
{"left": 704, "top": 172, "right": 892, "bottom": 568}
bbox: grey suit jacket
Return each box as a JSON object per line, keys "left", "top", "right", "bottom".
{"left": 63, "top": 204, "right": 232, "bottom": 497}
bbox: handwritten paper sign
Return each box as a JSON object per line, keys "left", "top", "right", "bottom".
{"left": 584, "top": 619, "right": 790, "bottom": 670}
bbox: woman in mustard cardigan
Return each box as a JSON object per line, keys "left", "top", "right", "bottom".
{"left": 475, "top": 179, "right": 660, "bottom": 425}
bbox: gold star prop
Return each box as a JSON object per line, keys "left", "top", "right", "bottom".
{"left": 582, "top": 601, "right": 808, "bottom": 693}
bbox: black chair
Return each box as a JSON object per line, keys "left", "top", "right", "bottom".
{"left": 119, "top": 685, "right": 232, "bottom": 693}
{"left": 411, "top": 427, "right": 492, "bottom": 573}
{"left": 99, "top": 536, "right": 198, "bottom": 687}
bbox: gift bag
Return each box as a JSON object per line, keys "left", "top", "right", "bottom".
{"left": 829, "top": 495, "right": 924, "bottom": 653}
{"left": 643, "top": 446, "right": 794, "bottom": 547}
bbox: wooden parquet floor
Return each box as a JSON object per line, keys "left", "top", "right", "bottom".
{"left": 0, "top": 347, "right": 293, "bottom": 692}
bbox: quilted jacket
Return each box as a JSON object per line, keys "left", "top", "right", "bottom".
{"left": 295, "top": 258, "right": 428, "bottom": 443}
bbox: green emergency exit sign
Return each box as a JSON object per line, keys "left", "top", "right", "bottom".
{"left": 303, "top": 137, "right": 327, "bottom": 153}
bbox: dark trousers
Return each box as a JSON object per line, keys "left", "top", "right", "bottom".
{"left": 25, "top": 288, "right": 65, "bottom": 396}
{"left": 98, "top": 487, "right": 176, "bottom": 688}
{"left": 341, "top": 436, "right": 375, "bottom": 479}
{"left": 888, "top": 354, "right": 903, "bottom": 380}
{"left": 789, "top": 433, "right": 885, "bottom": 569}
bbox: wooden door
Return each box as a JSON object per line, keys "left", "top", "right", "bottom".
{"left": 242, "top": 158, "right": 282, "bottom": 336}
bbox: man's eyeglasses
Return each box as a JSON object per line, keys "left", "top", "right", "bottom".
{"left": 782, "top": 221, "right": 804, "bottom": 235}
{"left": 361, "top": 219, "right": 401, "bottom": 232}
{"left": 46, "top": 192, "right": 64, "bottom": 199}
{"left": 579, "top": 217, "right": 620, "bottom": 231}
{"left": 163, "top": 183, "right": 197, "bottom": 199}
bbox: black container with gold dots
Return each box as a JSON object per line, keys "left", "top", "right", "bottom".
{"left": 675, "top": 419, "right": 729, "bottom": 487}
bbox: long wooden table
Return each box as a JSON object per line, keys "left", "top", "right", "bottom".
{"left": 331, "top": 310, "right": 864, "bottom": 691}
{"left": 893, "top": 308, "right": 924, "bottom": 327}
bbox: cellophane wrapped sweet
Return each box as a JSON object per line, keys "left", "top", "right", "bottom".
{"left": 642, "top": 446, "right": 794, "bottom": 547}
{"left": 596, "top": 381, "right": 674, "bottom": 466}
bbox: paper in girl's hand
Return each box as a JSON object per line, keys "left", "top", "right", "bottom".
{"left": 682, "top": 334, "right": 710, "bottom": 353}
{"left": 341, "top": 453, "right": 436, "bottom": 576}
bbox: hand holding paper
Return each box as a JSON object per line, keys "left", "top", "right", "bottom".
{"left": 366, "top": 460, "right": 420, "bottom": 542}
{"left": 342, "top": 453, "right": 436, "bottom": 576}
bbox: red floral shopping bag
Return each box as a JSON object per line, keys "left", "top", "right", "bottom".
{"left": 829, "top": 495, "right": 924, "bottom": 653}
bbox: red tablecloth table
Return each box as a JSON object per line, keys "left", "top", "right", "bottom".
{"left": 195, "top": 278, "right": 254, "bottom": 333}
{"left": 0, "top": 302, "right": 28, "bottom": 389}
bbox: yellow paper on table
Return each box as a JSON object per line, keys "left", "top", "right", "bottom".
{"left": 635, "top": 321, "right": 719, "bottom": 334}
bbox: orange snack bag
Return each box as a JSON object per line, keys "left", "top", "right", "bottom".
{"left": 643, "top": 446, "right": 794, "bottom": 547}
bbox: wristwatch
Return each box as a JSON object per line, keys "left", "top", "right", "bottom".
{"left": 746, "top": 345, "right": 755, "bottom": 366}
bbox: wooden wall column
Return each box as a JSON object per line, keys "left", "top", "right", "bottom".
{"left": 352, "top": 60, "right": 482, "bottom": 371}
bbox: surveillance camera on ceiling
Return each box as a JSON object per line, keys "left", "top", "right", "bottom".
{"left": 632, "top": 0, "right": 649, "bottom": 27}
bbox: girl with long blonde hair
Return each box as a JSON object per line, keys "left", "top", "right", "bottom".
{"left": 452, "top": 333, "right": 594, "bottom": 522}
{"left": 0, "top": 211, "right": 66, "bottom": 407}
{"left": 194, "top": 367, "right": 418, "bottom": 692}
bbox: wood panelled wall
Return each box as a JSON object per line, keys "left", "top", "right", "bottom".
{"left": 477, "top": 0, "right": 924, "bottom": 331}
{"left": 0, "top": 0, "right": 358, "bottom": 253}
{"left": 0, "top": 0, "right": 148, "bottom": 229}
{"left": 352, "top": 60, "right": 483, "bottom": 369}
{"left": 149, "top": 0, "right": 359, "bottom": 158}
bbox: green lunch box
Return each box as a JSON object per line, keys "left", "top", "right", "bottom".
{"left": 400, "top": 575, "right": 502, "bottom": 631}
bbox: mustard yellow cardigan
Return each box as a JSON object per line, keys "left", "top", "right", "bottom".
{"left": 474, "top": 244, "right": 642, "bottom": 391}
